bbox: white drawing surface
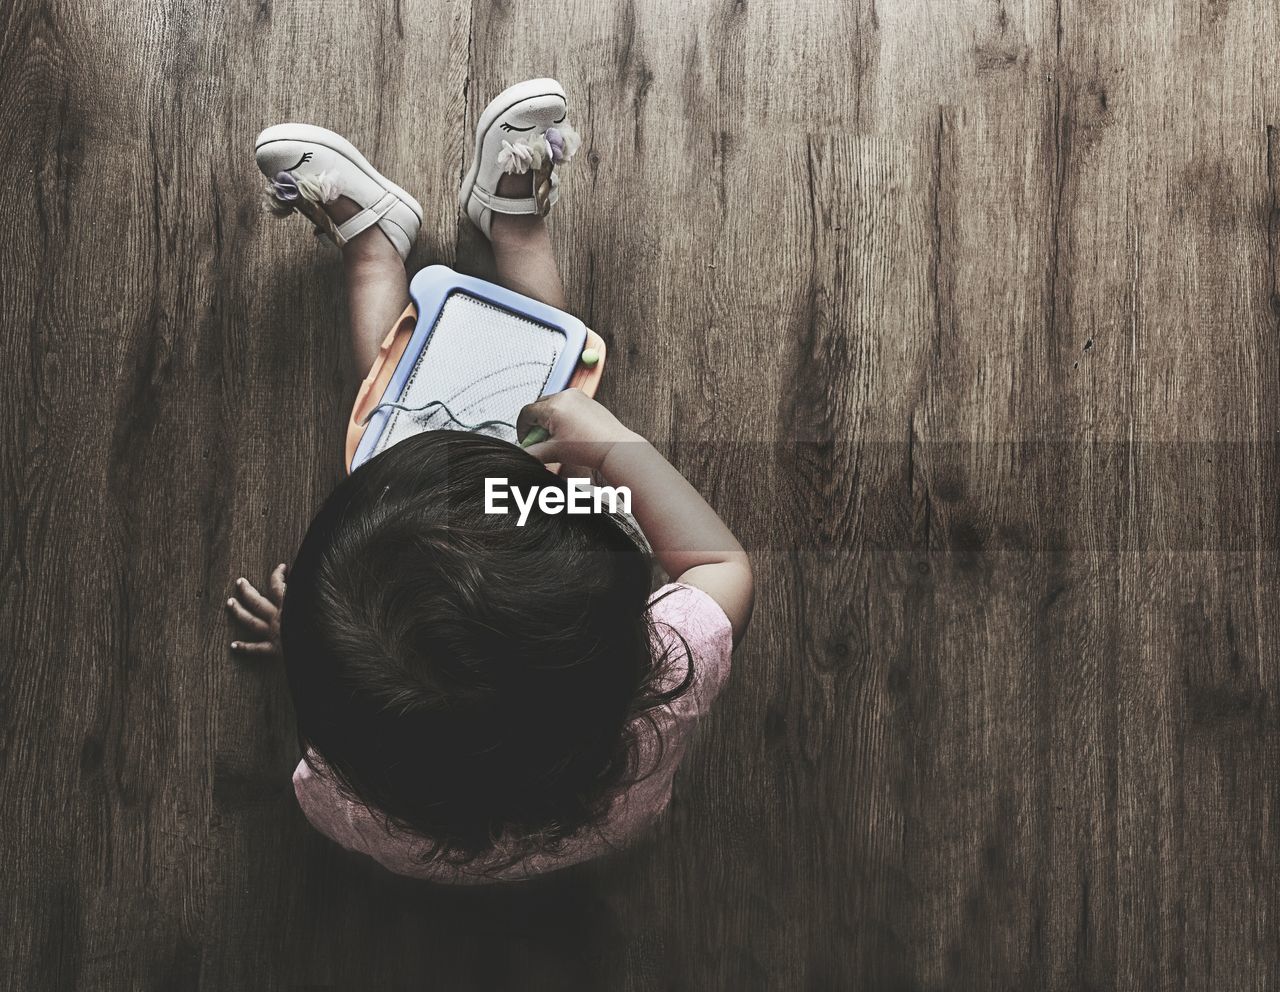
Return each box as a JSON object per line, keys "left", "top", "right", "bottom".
{"left": 375, "top": 292, "right": 566, "bottom": 451}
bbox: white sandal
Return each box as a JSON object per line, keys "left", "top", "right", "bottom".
{"left": 458, "top": 78, "right": 583, "bottom": 240}
{"left": 254, "top": 123, "right": 423, "bottom": 260}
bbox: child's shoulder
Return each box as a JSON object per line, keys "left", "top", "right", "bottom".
{"left": 646, "top": 582, "right": 735, "bottom": 717}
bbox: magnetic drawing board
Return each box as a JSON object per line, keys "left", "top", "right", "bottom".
{"left": 348, "top": 265, "right": 598, "bottom": 472}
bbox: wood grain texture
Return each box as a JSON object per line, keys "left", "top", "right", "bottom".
{"left": 2, "top": 0, "right": 1278, "bottom": 988}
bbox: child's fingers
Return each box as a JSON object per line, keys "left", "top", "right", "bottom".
{"left": 519, "top": 425, "right": 550, "bottom": 448}
{"left": 268, "top": 563, "right": 287, "bottom": 606}
{"left": 521, "top": 440, "right": 558, "bottom": 464}
{"left": 557, "top": 462, "right": 597, "bottom": 482}
{"left": 515, "top": 396, "right": 557, "bottom": 446}
{"left": 226, "top": 598, "right": 271, "bottom": 635}
{"left": 233, "top": 577, "right": 276, "bottom": 618}
{"left": 230, "top": 639, "right": 278, "bottom": 657}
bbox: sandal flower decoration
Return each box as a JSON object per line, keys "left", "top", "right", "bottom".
{"left": 263, "top": 169, "right": 342, "bottom": 238}
{"left": 496, "top": 122, "right": 582, "bottom": 216}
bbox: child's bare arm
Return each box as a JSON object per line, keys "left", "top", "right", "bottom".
{"left": 517, "top": 391, "right": 754, "bottom": 643}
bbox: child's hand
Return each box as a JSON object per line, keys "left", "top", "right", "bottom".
{"left": 516, "top": 390, "right": 640, "bottom": 471}
{"left": 226, "top": 564, "right": 287, "bottom": 657}
{"left": 520, "top": 393, "right": 755, "bottom": 645}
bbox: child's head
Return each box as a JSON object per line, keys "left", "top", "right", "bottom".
{"left": 281, "top": 430, "right": 687, "bottom": 864}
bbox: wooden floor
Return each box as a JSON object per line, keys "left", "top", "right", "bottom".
{"left": 3, "top": 0, "right": 1279, "bottom": 988}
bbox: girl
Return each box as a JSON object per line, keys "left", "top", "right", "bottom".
{"left": 228, "top": 79, "right": 753, "bottom": 883}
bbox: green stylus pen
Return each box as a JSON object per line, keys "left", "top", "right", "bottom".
{"left": 520, "top": 426, "right": 549, "bottom": 448}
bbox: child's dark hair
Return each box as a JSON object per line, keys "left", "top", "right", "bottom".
{"left": 281, "top": 430, "right": 691, "bottom": 867}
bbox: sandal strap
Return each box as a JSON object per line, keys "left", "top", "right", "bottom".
{"left": 471, "top": 177, "right": 562, "bottom": 214}
{"left": 470, "top": 183, "right": 540, "bottom": 216}
{"left": 333, "top": 192, "right": 398, "bottom": 246}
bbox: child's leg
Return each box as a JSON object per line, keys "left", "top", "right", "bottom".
{"left": 489, "top": 173, "right": 567, "bottom": 311}
{"left": 324, "top": 196, "right": 410, "bottom": 375}
{"left": 330, "top": 174, "right": 561, "bottom": 374}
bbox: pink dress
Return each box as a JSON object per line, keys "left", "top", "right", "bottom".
{"left": 292, "top": 583, "right": 734, "bottom": 883}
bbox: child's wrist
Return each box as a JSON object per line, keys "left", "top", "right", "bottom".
{"left": 597, "top": 431, "right": 651, "bottom": 480}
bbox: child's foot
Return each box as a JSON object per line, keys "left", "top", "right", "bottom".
{"left": 490, "top": 173, "right": 546, "bottom": 239}
{"left": 255, "top": 124, "right": 423, "bottom": 260}
{"left": 320, "top": 195, "right": 400, "bottom": 261}
{"left": 458, "top": 78, "right": 582, "bottom": 240}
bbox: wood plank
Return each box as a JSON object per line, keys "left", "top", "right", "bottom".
{"left": 1, "top": 0, "right": 1277, "bottom": 987}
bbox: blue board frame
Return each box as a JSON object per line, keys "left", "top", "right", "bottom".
{"left": 351, "top": 265, "right": 589, "bottom": 470}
